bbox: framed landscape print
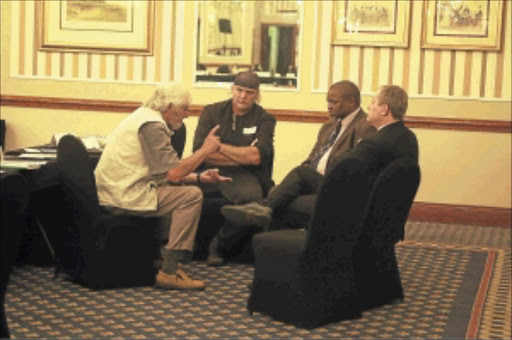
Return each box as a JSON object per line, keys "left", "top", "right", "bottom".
{"left": 38, "top": 0, "right": 155, "bottom": 55}
{"left": 333, "top": 0, "right": 411, "bottom": 48}
{"left": 421, "top": 0, "right": 504, "bottom": 51}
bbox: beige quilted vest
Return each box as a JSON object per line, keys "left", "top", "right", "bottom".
{"left": 95, "top": 107, "right": 170, "bottom": 211}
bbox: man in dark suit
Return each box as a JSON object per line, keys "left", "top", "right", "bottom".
{"left": 344, "top": 84, "right": 419, "bottom": 184}
{"left": 220, "top": 80, "right": 376, "bottom": 231}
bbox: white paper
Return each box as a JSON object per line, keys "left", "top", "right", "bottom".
{"left": 18, "top": 153, "right": 57, "bottom": 160}
{"left": 0, "top": 160, "right": 46, "bottom": 170}
{"left": 23, "top": 148, "right": 42, "bottom": 153}
{"left": 81, "top": 136, "right": 101, "bottom": 150}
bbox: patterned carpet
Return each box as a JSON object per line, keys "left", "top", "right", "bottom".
{"left": 5, "top": 222, "right": 511, "bottom": 339}
{"left": 405, "top": 221, "right": 511, "bottom": 250}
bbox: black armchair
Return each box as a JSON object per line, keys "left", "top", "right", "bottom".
{"left": 55, "top": 135, "right": 163, "bottom": 289}
{"left": 247, "top": 157, "right": 372, "bottom": 328}
{"left": 0, "top": 119, "right": 5, "bottom": 150}
{"left": 171, "top": 123, "right": 186, "bottom": 159}
{"left": 1, "top": 173, "right": 30, "bottom": 337}
{"left": 353, "top": 157, "right": 420, "bottom": 310}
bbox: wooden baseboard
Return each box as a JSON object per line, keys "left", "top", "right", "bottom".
{"left": 409, "top": 202, "right": 511, "bottom": 228}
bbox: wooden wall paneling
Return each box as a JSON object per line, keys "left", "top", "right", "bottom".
{"left": 1, "top": 95, "right": 510, "bottom": 133}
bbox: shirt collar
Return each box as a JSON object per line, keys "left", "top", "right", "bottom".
{"left": 339, "top": 107, "right": 361, "bottom": 127}
{"left": 377, "top": 120, "right": 400, "bottom": 131}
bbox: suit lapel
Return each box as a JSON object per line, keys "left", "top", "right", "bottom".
{"left": 331, "top": 110, "right": 366, "bottom": 152}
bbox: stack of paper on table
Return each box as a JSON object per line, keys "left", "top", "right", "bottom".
{"left": 0, "top": 159, "right": 47, "bottom": 170}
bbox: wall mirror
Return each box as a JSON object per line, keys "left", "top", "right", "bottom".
{"left": 195, "top": 0, "right": 302, "bottom": 89}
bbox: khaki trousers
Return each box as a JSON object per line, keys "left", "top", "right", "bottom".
{"left": 136, "top": 185, "right": 203, "bottom": 251}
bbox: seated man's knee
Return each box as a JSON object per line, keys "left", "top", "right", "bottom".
{"left": 293, "top": 164, "right": 316, "bottom": 176}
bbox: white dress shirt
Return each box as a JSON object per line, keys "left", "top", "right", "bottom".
{"left": 316, "top": 107, "right": 361, "bottom": 175}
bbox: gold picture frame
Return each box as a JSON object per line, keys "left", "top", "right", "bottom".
{"left": 421, "top": 0, "right": 504, "bottom": 51}
{"left": 332, "top": 0, "right": 411, "bottom": 48}
{"left": 38, "top": 0, "right": 155, "bottom": 55}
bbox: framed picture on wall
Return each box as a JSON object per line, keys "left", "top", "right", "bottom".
{"left": 332, "top": 0, "right": 411, "bottom": 48}
{"left": 37, "top": 0, "right": 155, "bottom": 55}
{"left": 421, "top": 0, "right": 504, "bottom": 51}
{"left": 197, "top": 0, "right": 254, "bottom": 66}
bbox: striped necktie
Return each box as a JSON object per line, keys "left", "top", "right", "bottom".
{"left": 310, "top": 119, "right": 342, "bottom": 170}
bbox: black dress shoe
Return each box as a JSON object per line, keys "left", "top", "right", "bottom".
{"left": 221, "top": 202, "right": 272, "bottom": 228}
{"left": 207, "top": 254, "right": 225, "bottom": 266}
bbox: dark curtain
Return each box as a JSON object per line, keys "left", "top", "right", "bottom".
{"left": 276, "top": 27, "right": 293, "bottom": 76}
{"left": 0, "top": 119, "right": 5, "bottom": 149}
{"left": 260, "top": 26, "right": 270, "bottom": 71}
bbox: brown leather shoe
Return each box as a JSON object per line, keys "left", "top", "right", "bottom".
{"left": 155, "top": 268, "right": 205, "bottom": 290}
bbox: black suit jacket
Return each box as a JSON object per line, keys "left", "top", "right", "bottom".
{"left": 337, "top": 121, "right": 419, "bottom": 184}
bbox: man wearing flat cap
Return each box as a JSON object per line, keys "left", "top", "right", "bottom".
{"left": 193, "top": 71, "right": 276, "bottom": 265}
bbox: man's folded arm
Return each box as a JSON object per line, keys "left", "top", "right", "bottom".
{"left": 204, "top": 145, "right": 260, "bottom": 166}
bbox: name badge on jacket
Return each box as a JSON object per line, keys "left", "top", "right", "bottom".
{"left": 243, "top": 126, "right": 257, "bottom": 135}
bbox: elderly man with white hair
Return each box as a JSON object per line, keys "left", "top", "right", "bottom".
{"left": 95, "top": 83, "right": 231, "bottom": 290}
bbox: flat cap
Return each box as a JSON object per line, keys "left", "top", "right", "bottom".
{"left": 233, "top": 71, "right": 260, "bottom": 90}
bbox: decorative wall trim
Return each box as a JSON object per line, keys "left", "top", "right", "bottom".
{"left": 403, "top": 116, "right": 512, "bottom": 133}
{"left": 1, "top": 95, "right": 511, "bottom": 133}
{"left": 0, "top": 95, "right": 138, "bottom": 113}
{"left": 409, "top": 202, "right": 511, "bottom": 228}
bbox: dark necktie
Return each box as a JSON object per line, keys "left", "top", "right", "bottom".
{"left": 310, "top": 119, "right": 342, "bottom": 170}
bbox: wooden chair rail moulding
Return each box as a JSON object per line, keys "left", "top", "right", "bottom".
{"left": 1, "top": 95, "right": 511, "bottom": 133}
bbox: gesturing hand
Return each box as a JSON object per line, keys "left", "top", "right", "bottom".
{"left": 202, "top": 125, "right": 221, "bottom": 153}
{"left": 199, "top": 169, "right": 232, "bottom": 183}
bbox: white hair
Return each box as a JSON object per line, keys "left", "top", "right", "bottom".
{"left": 143, "top": 83, "right": 191, "bottom": 112}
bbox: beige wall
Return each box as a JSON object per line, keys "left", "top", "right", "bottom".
{"left": 1, "top": 1, "right": 511, "bottom": 209}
